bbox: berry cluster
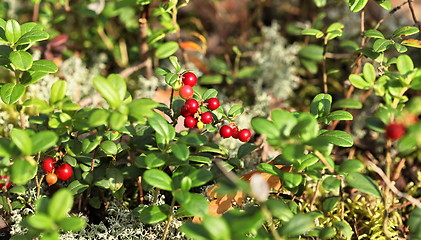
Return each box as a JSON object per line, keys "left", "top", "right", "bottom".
{"left": 177, "top": 71, "right": 252, "bottom": 142}
{"left": 42, "top": 157, "right": 73, "bottom": 186}
{"left": 220, "top": 124, "right": 251, "bottom": 142}
{"left": 0, "top": 175, "right": 12, "bottom": 190}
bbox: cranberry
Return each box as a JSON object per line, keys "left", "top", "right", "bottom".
{"left": 180, "top": 105, "right": 192, "bottom": 117}
{"left": 385, "top": 123, "right": 406, "bottom": 140}
{"left": 220, "top": 125, "right": 233, "bottom": 138}
{"left": 42, "top": 158, "right": 56, "bottom": 173}
{"left": 207, "top": 98, "right": 220, "bottom": 111}
{"left": 238, "top": 129, "right": 252, "bottom": 142}
{"left": 182, "top": 72, "right": 197, "bottom": 87}
{"left": 184, "top": 116, "right": 198, "bottom": 128}
{"left": 231, "top": 127, "right": 239, "bottom": 139}
{"left": 185, "top": 99, "right": 199, "bottom": 114}
{"left": 179, "top": 85, "right": 194, "bottom": 99}
{"left": 56, "top": 163, "right": 73, "bottom": 181}
{"left": 201, "top": 112, "right": 213, "bottom": 124}
{"left": 0, "top": 175, "right": 12, "bottom": 190}
{"left": 46, "top": 173, "right": 58, "bottom": 186}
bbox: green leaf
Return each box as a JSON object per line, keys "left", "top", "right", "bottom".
{"left": 345, "top": 172, "right": 382, "bottom": 198}
{"left": 58, "top": 216, "right": 86, "bottom": 232}
{"left": 169, "top": 56, "right": 181, "bottom": 72}
{"left": 143, "top": 169, "right": 173, "bottom": 191}
{"left": 332, "top": 99, "right": 362, "bottom": 109}
{"left": 67, "top": 180, "right": 89, "bottom": 195}
{"left": 257, "top": 163, "right": 283, "bottom": 177}
{"left": 182, "top": 193, "right": 209, "bottom": 217}
{"left": 135, "top": 152, "right": 166, "bottom": 169}
{"left": 322, "top": 196, "right": 340, "bottom": 212}
{"left": 251, "top": 118, "right": 279, "bottom": 139}
{"left": 394, "top": 43, "right": 408, "bottom": 53}
{"left": 21, "top": 71, "right": 49, "bottom": 86}
{"left": 408, "top": 207, "right": 421, "bottom": 238}
{"left": 298, "top": 45, "right": 323, "bottom": 61}
{"left": 100, "top": 141, "right": 118, "bottom": 155}
{"left": 202, "top": 215, "right": 230, "bottom": 240}
{"left": 5, "top": 19, "right": 21, "bottom": 43}
{"left": 106, "top": 168, "right": 124, "bottom": 191}
{"left": 48, "top": 188, "right": 73, "bottom": 220}
{"left": 148, "top": 112, "right": 174, "bottom": 144}
{"left": 127, "top": 98, "right": 158, "bottom": 124}
{"left": 237, "top": 143, "right": 258, "bottom": 159}
{"left": 266, "top": 199, "right": 294, "bottom": 221}
{"left": 319, "top": 226, "right": 337, "bottom": 239}
{"left": 136, "top": 205, "right": 170, "bottom": 224}
{"left": 318, "top": 130, "right": 354, "bottom": 147}
{"left": 333, "top": 221, "right": 353, "bottom": 239}
{"left": 363, "top": 63, "right": 376, "bottom": 84}
{"left": 310, "top": 93, "right": 332, "bottom": 117}
{"left": 11, "top": 158, "right": 37, "bottom": 185}
{"left": 202, "top": 89, "right": 218, "bottom": 100}
{"left": 223, "top": 207, "right": 265, "bottom": 238}
{"left": 349, "top": 74, "right": 371, "bottom": 89}
{"left": 26, "top": 213, "right": 54, "bottom": 230}
{"left": 155, "top": 41, "right": 179, "bottom": 59}
{"left": 339, "top": 159, "right": 364, "bottom": 173}
{"left": 16, "top": 30, "right": 49, "bottom": 45}
{"left": 396, "top": 54, "right": 413, "bottom": 75}
{"left": 364, "top": 29, "right": 384, "bottom": 39}
{"left": 179, "top": 133, "right": 208, "bottom": 146}
{"left": 29, "top": 60, "right": 58, "bottom": 73}
{"left": 9, "top": 51, "right": 33, "bottom": 71}
{"left": 188, "top": 169, "right": 213, "bottom": 187}
{"left": 88, "top": 109, "right": 109, "bottom": 127}
{"left": 322, "top": 176, "right": 341, "bottom": 191}
{"left": 93, "top": 76, "right": 122, "bottom": 109}
{"left": 313, "top": 0, "right": 327, "bottom": 7}
{"left": 10, "top": 128, "right": 32, "bottom": 155}
{"left": 278, "top": 214, "right": 315, "bottom": 237}
{"left": 392, "top": 26, "right": 419, "bottom": 38}
{"left": 108, "top": 74, "right": 127, "bottom": 102}
{"left": 180, "top": 223, "right": 212, "bottom": 240}
{"left": 171, "top": 143, "right": 190, "bottom": 161}
{"left": 49, "top": 80, "right": 67, "bottom": 105}
{"left": 301, "top": 28, "right": 323, "bottom": 37}
{"left": 31, "top": 131, "right": 58, "bottom": 154}
{"left": 282, "top": 172, "right": 303, "bottom": 188}
{"left": 327, "top": 110, "right": 353, "bottom": 121}
{"left": 291, "top": 113, "right": 318, "bottom": 141}
{"left": 372, "top": 39, "right": 393, "bottom": 52}
{"left": 348, "top": 0, "right": 368, "bottom": 12}
{"left": 228, "top": 105, "right": 244, "bottom": 117}
{"left": 0, "top": 83, "right": 25, "bottom": 104}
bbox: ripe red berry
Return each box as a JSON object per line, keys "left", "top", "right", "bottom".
{"left": 180, "top": 105, "right": 192, "bottom": 117}
{"left": 207, "top": 98, "right": 220, "bottom": 111}
{"left": 42, "top": 158, "right": 56, "bottom": 173}
{"left": 220, "top": 125, "right": 233, "bottom": 138}
{"left": 201, "top": 112, "right": 213, "bottom": 124}
{"left": 182, "top": 72, "right": 197, "bottom": 87}
{"left": 238, "top": 129, "right": 252, "bottom": 142}
{"left": 0, "top": 175, "right": 12, "bottom": 190}
{"left": 184, "top": 116, "right": 198, "bottom": 128}
{"left": 56, "top": 163, "right": 73, "bottom": 181}
{"left": 231, "top": 127, "right": 239, "bottom": 139}
{"left": 385, "top": 123, "right": 406, "bottom": 140}
{"left": 46, "top": 173, "right": 58, "bottom": 186}
{"left": 185, "top": 99, "right": 199, "bottom": 114}
{"left": 179, "top": 85, "right": 194, "bottom": 99}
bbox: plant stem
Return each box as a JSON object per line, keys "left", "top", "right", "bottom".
{"left": 261, "top": 205, "right": 283, "bottom": 240}
{"left": 162, "top": 196, "right": 176, "bottom": 240}
{"left": 322, "top": 37, "right": 328, "bottom": 93}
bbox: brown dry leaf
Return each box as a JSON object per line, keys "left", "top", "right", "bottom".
{"left": 180, "top": 41, "right": 202, "bottom": 52}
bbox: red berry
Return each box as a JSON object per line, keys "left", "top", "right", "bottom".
{"left": 231, "top": 127, "right": 239, "bottom": 139}
{"left": 207, "top": 98, "right": 220, "bottom": 111}
{"left": 185, "top": 99, "right": 199, "bottom": 114}
{"left": 238, "top": 129, "right": 251, "bottom": 142}
{"left": 385, "top": 123, "right": 406, "bottom": 140}
{"left": 0, "top": 175, "right": 12, "bottom": 190}
{"left": 220, "top": 125, "right": 233, "bottom": 138}
{"left": 42, "top": 158, "right": 56, "bottom": 173}
{"left": 180, "top": 105, "right": 192, "bottom": 117}
{"left": 46, "top": 173, "right": 58, "bottom": 186}
{"left": 56, "top": 163, "right": 73, "bottom": 181}
{"left": 179, "top": 85, "right": 194, "bottom": 99}
{"left": 184, "top": 116, "right": 198, "bottom": 128}
{"left": 182, "top": 72, "right": 197, "bottom": 87}
{"left": 201, "top": 112, "right": 213, "bottom": 124}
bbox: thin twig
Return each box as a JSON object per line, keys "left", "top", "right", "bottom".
{"left": 310, "top": 180, "right": 321, "bottom": 211}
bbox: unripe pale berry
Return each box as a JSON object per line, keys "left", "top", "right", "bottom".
{"left": 197, "top": 121, "right": 204, "bottom": 130}
{"left": 46, "top": 173, "right": 58, "bottom": 186}
{"left": 207, "top": 98, "right": 220, "bottom": 110}
{"left": 179, "top": 85, "right": 194, "bottom": 99}
{"left": 182, "top": 72, "right": 197, "bottom": 87}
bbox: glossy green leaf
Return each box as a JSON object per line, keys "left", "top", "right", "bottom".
{"left": 58, "top": 216, "right": 87, "bottom": 232}
{"left": 88, "top": 109, "right": 109, "bottom": 127}
{"left": 349, "top": 74, "right": 370, "bottom": 89}
{"left": 301, "top": 28, "right": 323, "bottom": 37}
{"left": 282, "top": 172, "right": 303, "bottom": 188}
{"left": 0, "top": 83, "right": 25, "bottom": 104}
{"left": 28, "top": 59, "right": 57, "bottom": 73}
{"left": 16, "top": 30, "right": 49, "bottom": 45}
{"left": 171, "top": 143, "right": 190, "bottom": 160}
{"left": 31, "top": 131, "right": 58, "bottom": 154}
{"left": 318, "top": 130, "right": 353, "bottom": 147}
{"left": 327, "top": 110, "right": 353, "bottom": 121}
{"left": 345, "top": 172, "right": 382, "bottom": 198}
{"left": 339, "top": 159, "right": 364, "bottom": 173}
{"left": 348, "top": 0, "right": 368, "bottom": 12}
{"left": 106, "top": 168, "right": 124, "bottom": 191}
{"left": 26, "top": 213, "right": 54, "bottom": 230}
{"left": 202, "top": 89, "right": 218, "bottom": 100}
{"left": 180, "top": 223, "right": 211, "bottom": 240}
{"left": 332, "top": 99, "right": 362, "bottom": 109}
{"left": 310, "top": 93, "right": 332, "bottom": 117}
{"left": 11, "top": 158, "right": 37, "bottom": 185}
{"left": 237, "top": 143, "right": 258, "bottom": 159}
{"left": 21, "top": 71, "right": 49, "bottom": 86}
{"left": 319, "top": 226, "right": 336, "bottom": 239}
{"left": 49, "top": 80, "right": 66, "bottom": 104}
{"left": 251, "top": 118, "right": 279, "bottom": 139}
{"left": 408, "top": 207, "right": 421, "bottom": 238}
{"left": 396, "top": 54, "right": 413, "bottom": 75}
{"left": 271, "top": 109, "right": 297, "bottom": 136}
{"left": 67, "top": 180, "right": 89, "bottom": 195}
{"left": 291, "top": 113, "right": 318, "bottom": 141}
{"left": 202, "top": 215, "right": 230, "bottom": 240}
{"left": 188, "top": 169, "right": 213, "bottom": 187}
{"left": 10, "top": 128, "right": 32, "bottom": 155}
{"left": 48, "top": 188, "right": 73, "bottom": 220}
{"left": 298, "top": 45, "right": 323, "bottom": 61}
{"left": 322, "top": 176, "right": 341, "bottom": 191}
{"left": 266, "top": 199, "right": 294, "bottom": 221}
{"left": 182, "top": 193, "right": 209, "bottom": 217}
{"left": 392, "top": 26, "right": 419, "bottom": 38}
{"left": 100, "top": 141, "right": 118, "bottom": 155}
{"left": 5, "top": 19, "right": 21, "bottom": 43}
{"left": 143, "top": 169, "right": 172, "bottom": 191}
{"left": 222, "top": 207, "right": 265, "bottom": 238}
{"left": 136, "top": 152, "right": 166, "bottom": 169}
{"left": 364, "top": 29, "right": 384, "bottom": 39}
{"left": 394, "top": 43, "right": 408, "bottom": 53}
{"left": 93, "top": 76, "right": 121, "bottom": 109}
{"left": 278, "top": 214, "right": 315, "bottom": 237}
{"left": 372, "top": 38, "right": 393, "bottom": 52}
{"left": 136, "top": 205, "right": 170, "bottom": 224}
{"left": 228, "top": 105, "right": 244, "bottom": 117}
{"left": 179, "top": 133, "right": 208, "bottom": 146}
{"left": 9, "top": 51, "right": 33, "bottom": 71}
{"left": 322, "top": 196, "right": 340, "bottom": 212}
{"left": 155, "top": 41, "right": 179, "bottom": 59}
{"left": 333, "top": 221, "right": 353, "bottom": 239}
{"left": 363, "top": 63, "right": 376, "bottom": 84}
{"left": 127, "top": 98, "right": 158, "bottom": 124}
